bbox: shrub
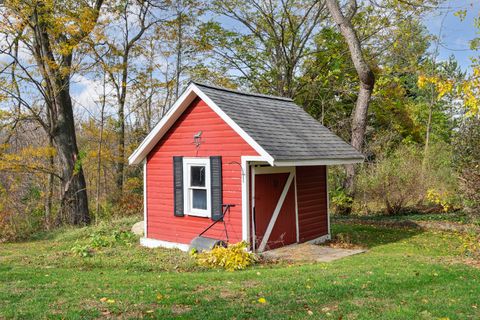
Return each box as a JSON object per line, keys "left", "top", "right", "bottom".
{"left": 453, "top": 117, "right": 480, "bottom": 217}
{"left": 192, "top": 241, "right": 257, "bottom": 271}
{"left": 356, "top": 144, "right": 426, "bottom": 215}
{"left": 71, "top": 229, "right": 137, "bottom": 257}
{"left": 356, "top": 143, "right": 459, "bottom": 215}
{"left": 330, "top": 187, "right": 353, "bottom": 215}
{"left": 71, "top": 243, "right": 93, "bottom": 257}
{"left": 0, "top": 182, "right": 47, "bottom": 242}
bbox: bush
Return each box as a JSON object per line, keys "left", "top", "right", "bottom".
{"left": 330, "top": 187, "right": 353, "bottom": 214}
{"left": 454, "top": 118, "right": 480, "bottom": 217}
{"left": 0, "top": 182, "right": 47, "bottom": 242}
{"left": 356, "top": 143, "right": 459, "bottom": 215}
{"left": 191, "top": 241, "right": 258, "bottom": 271}
{"left": 70, "top": 229, "right": 137, "bottom": 257}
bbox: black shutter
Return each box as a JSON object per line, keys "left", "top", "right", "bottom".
{"left": 210, "top": 156, "right": 223, "bottom": 221}
{"left": 173, "top": 156, "right": 184, "bottom": 217}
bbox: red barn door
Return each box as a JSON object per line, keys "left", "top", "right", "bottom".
{"left": 252, "top": 167, "right": 296, "bottom": 251}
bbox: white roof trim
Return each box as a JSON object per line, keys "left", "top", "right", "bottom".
{"left": 128, "top": 83, "right": 273, "bottom": 165}
{"left": 273, "top": 158, "right": 364, "bottom": 167}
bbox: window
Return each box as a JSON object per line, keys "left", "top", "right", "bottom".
{"left": 183, "top": 158, "right": 210, "bottom": 217}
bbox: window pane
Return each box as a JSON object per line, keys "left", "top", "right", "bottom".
{"left": 190, "top": 165, "right": 205, "bottom": 187}
{"left": 192, "top": 189, "right": 207, "bottom": 210}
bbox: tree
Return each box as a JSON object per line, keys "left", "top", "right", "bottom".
{"left": 0, "top": 0, "right": 105, "bottom": 224}
{"left": 88, "top": 0, "right": 166, "bottom": 195}
{"left": 325, "top": 0, "right": 374, "bottom": 212}
{"left": 210, "top": 0, "right": 326, "bottom": 98}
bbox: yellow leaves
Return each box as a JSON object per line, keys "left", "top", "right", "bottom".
{"left": 100, "top": 297, "right": 115, "bottom": 304}
{"left": 459, "top": 67, "right": 480, "bottom": 117}
{"left": 257, "top": 297, "right": 267, "bottom": 304}
{"left": 453, "top": 9, "right": 467, "bottom": 21}
{"left": 418, "top": 68, "right": 480, "bottom": 117}
{"left": 192, "top": 241, "right": 257, "bottom": 271}
{"left": 417, "top": 75, "right": 454, "bottom": 99}
{"left": 417, "top": 75, "right": 428, "bottom": 88}
{"left": 0, "top": 144, "right": 56, "bottom": 176}
{"left": 426, "top": 189, "right": 452, "bottom": 212}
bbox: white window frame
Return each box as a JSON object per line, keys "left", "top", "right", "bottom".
{"left": 183, "top": 157, "right": 211, "bottom": 217}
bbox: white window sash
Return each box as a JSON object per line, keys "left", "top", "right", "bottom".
{"left": 183, "top": 158, "right": 211, "bottom": 217}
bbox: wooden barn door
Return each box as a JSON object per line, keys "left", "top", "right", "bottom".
{"left": 251, "top": 167, "right": 297, "bottom": 252}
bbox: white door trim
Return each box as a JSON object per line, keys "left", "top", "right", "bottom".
{"left": 294, "top": 167, "right": 299, "bottom": 243}
{"left": 326, "top": 166, "right": 331, "bottom": 237}
{"left": 257, "top": 170, "right": 295, "bottom": 252}
{"left": 254, "top": 166, "right": 295, "bottom": 175}
{"left": 240, "top": 156, "right": 265, "bottom": 245}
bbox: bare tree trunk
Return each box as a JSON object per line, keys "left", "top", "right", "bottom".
{"left": 175, "top": 8, "right": 183, "bottom": 100}
{"left": 45, "top": 135, "right": 54, "bottom": 229}
{"left": 95, "top": 76, "right": 106, "bottom": 223}
{"left": 115, "top": 51, "right": 128, "bottom": 195}
{"left": 326, "top": 0, "right": 375, "bottom": 214}
{"left": 54, "top": 86, "right": 90, "bottom": 225}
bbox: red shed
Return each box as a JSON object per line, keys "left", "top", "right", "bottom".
{"left": 129, "top": 83, "right": 363, "bottom": 252}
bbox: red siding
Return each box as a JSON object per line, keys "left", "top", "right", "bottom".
{"left": 296, "top": 166, "right": 328, "bottom": 242}
{"left": 146, "top": 97, "right": 258, "bottom": 244}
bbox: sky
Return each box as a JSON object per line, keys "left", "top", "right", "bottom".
{"left": 424, "top": 0, "right": 480, "bottom": 71}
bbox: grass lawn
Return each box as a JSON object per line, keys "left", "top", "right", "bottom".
{"left": 333, "top": 211, "right": 480, "bottom": 226}
{"left": 1, "top": 217, "right": 479, "bottom": 319}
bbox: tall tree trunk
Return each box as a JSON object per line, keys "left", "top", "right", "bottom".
{"left": 54, "top": 86, "right": 90, "bottom": 225}
{"left": 326, "top": 0, "right": 375, "bottom": 214}
{"left": 45, "top": 135, "right": 54, "bottom": 229}
{"left": 115, "top": 54, "right": 128, "bottom": 194}
{"left": 96, "top": 76, "right": 106, "bottom": 223}
{"left": 175, "top": 8, "right": 183, "bottom": 100}
{"left": 30, "top": 4, "right": 92, "bottom": 225}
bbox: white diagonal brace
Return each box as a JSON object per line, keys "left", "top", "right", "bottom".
{"left": 258, "top": 172, "right": 295, "bottom": 252}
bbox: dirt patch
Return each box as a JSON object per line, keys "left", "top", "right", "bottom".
{"left": 261, "top": 243, "right": 366, "bottom": 263}
{"left": 171, "top": 304, "right": 191, "bottom": 315}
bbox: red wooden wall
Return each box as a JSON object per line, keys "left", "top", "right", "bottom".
{"left": 146, "top": 97, "right": 258, "bottom": 244}
{"left": 296, "top": 166, "right": 328, "bottom": 242}
{"left": 253, "top": 172, "right": 296, "bottom": 250}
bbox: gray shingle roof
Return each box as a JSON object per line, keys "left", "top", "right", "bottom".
{"left": 194, "top": 82, "right": 363, "bottom": 162}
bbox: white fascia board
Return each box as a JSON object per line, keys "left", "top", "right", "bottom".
{"left": 192, "top": 85, "right": 274, "bottom": 165}
{"left": 128, "top": 83, "right": 274, "bottom": 165}
{"left": 273, "top": 157, "right": 364, "bottom": 167}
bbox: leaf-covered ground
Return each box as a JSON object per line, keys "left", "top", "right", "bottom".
{"left": 1, "top": 218, "right": 479, "bottom": 319}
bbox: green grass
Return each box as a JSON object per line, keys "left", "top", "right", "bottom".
{"left": 334, "top": 211, "right": 480, "bottom": 225}
{"left": 1, "top": 218, "right": 480, "bottom": 319}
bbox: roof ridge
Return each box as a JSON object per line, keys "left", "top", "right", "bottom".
{"left": 191, "top": 81, "right": 294, "bottom": 102}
